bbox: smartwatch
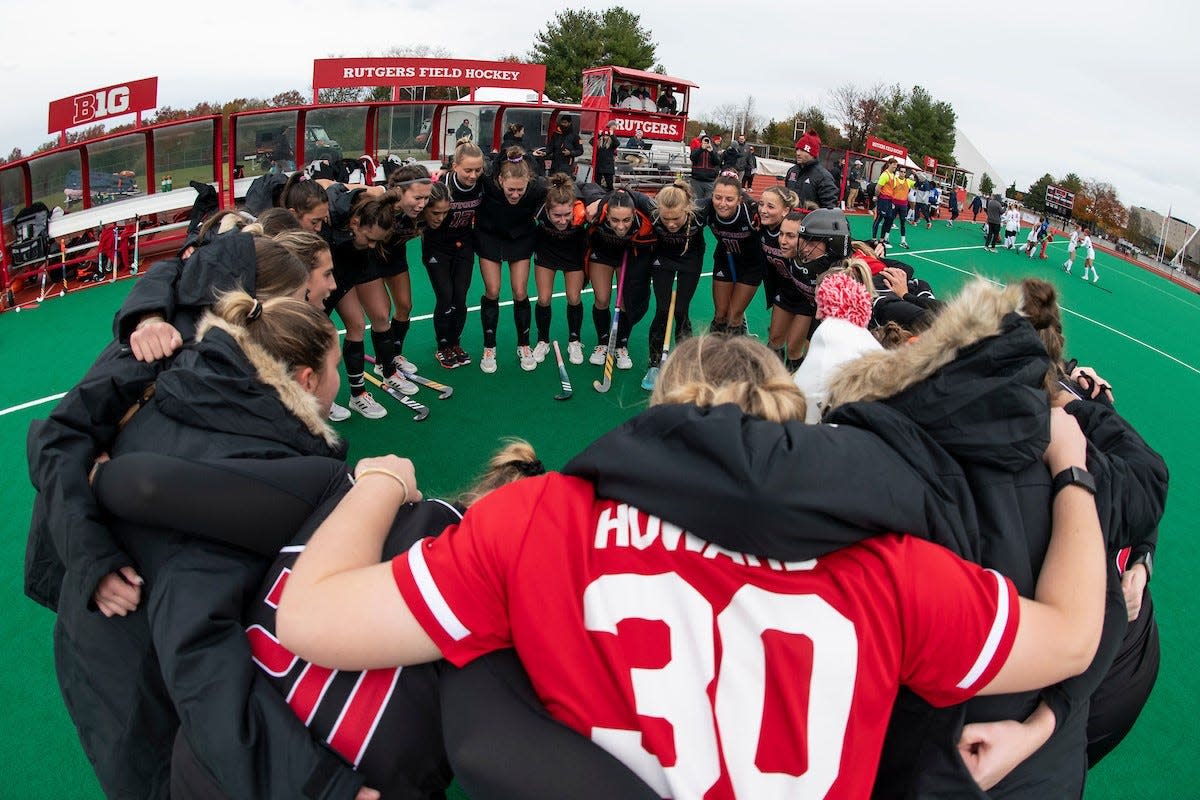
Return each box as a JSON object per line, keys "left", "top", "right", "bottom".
{"left": 1052, "top": 466, "right": 1096, "bottom": 496}
{"left": 1132, "top": 552, "right": 1153, "bottom": 582}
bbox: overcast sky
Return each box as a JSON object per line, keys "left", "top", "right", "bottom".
{"left": 1, "top": 0, "right": 1196, "bottom": 224}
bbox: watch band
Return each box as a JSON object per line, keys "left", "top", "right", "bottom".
{"left": 1052, "top": 466, "right": 1096, "bottom": 496}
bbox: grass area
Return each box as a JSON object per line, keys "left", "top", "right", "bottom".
{"left": 1, "top": 219, "right": 1196, "bottom": 797}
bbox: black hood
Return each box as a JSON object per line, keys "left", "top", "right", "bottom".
{"left": 175, "top": 232, "right": 259, "bottom": 309}
{"left": 564, "top": 402, "right": 979, "bottom": 563}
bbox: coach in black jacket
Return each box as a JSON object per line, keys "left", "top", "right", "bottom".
{"left": 784, "top": 131, "right": 839, "bottom": 209}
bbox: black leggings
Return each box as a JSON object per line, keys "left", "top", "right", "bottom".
{"left": 423, "top": 246, "right": 474, "bottom": 348}
{"left": 647, "top": 268, "right": 698, "bottom": 366}
{"left": 985, "top": 222, "right": 1002, "bottom": 248}
{"left": 882, "top": 204, "right": 907, "bottom": 238}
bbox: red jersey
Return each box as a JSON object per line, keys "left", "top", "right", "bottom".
{"left": 393, "top": 474, "right": 1019, "bottom": 800}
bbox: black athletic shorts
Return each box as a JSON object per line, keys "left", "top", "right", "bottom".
{"left": 535, "top": 257, "right": 585, "bottom": 273}
{"left": 475, "top": 229, "right": 535, "bottom": 263}
{"left": 372, "top": 244, "right": 410, "bottom": 278}
{"left": 770, "top": 281, "right": 816, "bottom": 317}
{"left": 712, "top": 254, "right": 764, "bottom": 286}
{"left": 587, "top": 240, "right": 629, "bottom": 269}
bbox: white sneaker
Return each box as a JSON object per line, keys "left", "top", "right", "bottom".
{"left": 532, "top": 341, "right": 550, "bottom": 363}
{"left": 589, "top": 345, "right": 608, "bottom": 366}
{"left": 349, "top": 391, "right": 387, "bottom": 419}
{"left": 518, "top": 345, "right": 537, "bottom": 371}
{"left": 568, "top": 340, "right": 584, "bottom": 364}
{"left": 392, "top": 354, "right": 417, "bottom": 373}
{"left": 374, "top": 364, "right": 418, "bottom": 395}
{"left": 328, "top": 401, "right": 351, "bottom": 422}
{"left": 480, "top": 347, "right": 497, "bottom": 374}
{"left": 615, "top": 347, "right": 633, "bottom": 370}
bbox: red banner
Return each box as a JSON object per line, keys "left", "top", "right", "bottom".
{"left": 313, "top": 58, "right": 546, "bottom": 94}
{"left": 48, "top": 77, "right": 158, "bottom": 134}
{"left": 866, "top": 136, "right": 908, "bottom": 160}
{"left": 604, "top": 114, "right": 685, "bottom": 142}
{"left": 923, "top": 155, "right": 938, "bottom": 172}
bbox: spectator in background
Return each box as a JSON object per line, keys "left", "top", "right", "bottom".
{"left": 455, "top": 119, "right": 473, "bottom": 142}
{"left": 971, "top": 193, "right": 984, "bottom": 222}
{"left": 546, "top": 116, "right": 583, "bottom": 177}
{"left": 689, "top": 135, "right": 721, "bottom": 201}
{"left": 656, "top": 86, "right": 678, "bottom": 114}
{"left": 612, "top": 83, "right": 631, "bottom": 105}
{"left": 690, "top": 129, "right": 707, "bottom": 150}
{"left": 947, "top": 184, "right": 960, "bottom": 226}
{"left": 271, "top": 127, "right": 295, "bottom": 174}
{"left": 847, "top": 159, "right": 865, "bottom": 210}
{"left": 742, "top": 146, "right": 757, "bottom": 191}
{"left": 925, "top": 181, "right": 940, "bottom": 227}
{"left": 985, "top": 193, "right": 1004, "bottom": 251}
{"left": 594, "top": 127, "right": 619, "bottom": 191}
{"left": 828, "top": 158, "right": 843, "bottom": 205}
{"left": 722, "top": 134, "right": 747, "bottom": 176}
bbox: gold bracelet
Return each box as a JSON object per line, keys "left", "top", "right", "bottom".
{"left": 355, "top": 467, "right": 410, "bottom": 504}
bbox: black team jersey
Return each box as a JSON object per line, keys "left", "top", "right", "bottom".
{"left": 476, "top": 177, "right": 548, "bottom": 242}
{"left": 649, "top": 213, "right": 706, "bottom": 273}
{"left": 534, "top": 201, "right": 589, "bottom": 269}
{"left": 707, "top": 200, "right": 764, "bottom": 273}
{"left": 424, "top": 173, "right": 483, "bottom": 253}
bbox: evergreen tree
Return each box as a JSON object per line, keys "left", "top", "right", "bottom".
{"left": 529, "top": 7, "right": 657, "bottom": 102}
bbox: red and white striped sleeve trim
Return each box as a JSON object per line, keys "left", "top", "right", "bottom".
{"left": 405, "top": 540, "right": 470, "bottom": 642}
{"left": 955, "top": 568, "right": 1013, "bottom": 690}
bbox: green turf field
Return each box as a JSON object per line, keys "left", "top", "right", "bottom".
{"left": 2, "top": 217, "right": 1196, "bottom": 797}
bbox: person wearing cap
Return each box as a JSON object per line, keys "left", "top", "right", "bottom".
{"left": 689, "top": 136, "right": 720, "bottom": 201}
{"left": 546, "top": 116, "right": 583, "bottom": 176}
{"left": 847, "top": 159, "right": 865, "bottom": 210}
{"left": 783, "top": 131, "right": 839, "bottom": 209}
{"left": 656, "top": 86, "right": 678, "bottom": 114}
{"left": 690, "top": 129, "right": 707, "bottom": 150}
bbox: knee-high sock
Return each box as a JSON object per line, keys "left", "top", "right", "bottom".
{"left": 371, "top": 328, "right": 397, "bottom": 376}
{"left": 390, "top": 318, "right": 411, "bottom": 353}
{"left": 566, "top": 302, "right": 583, "bottom": 342}
{"left": 513, "top": 298, "right": 532, "bottom": 347}
{"left": 343, "top": 339, "right": 366, "bottom": 395}
{"left": 481, "top": 295, "right": 500, "bottom": 348}
{"left": 535, "top": 302, "right": 552, "bottom": 342}
{"left": 592, "top": 305, "right": 611, "bottom": 344}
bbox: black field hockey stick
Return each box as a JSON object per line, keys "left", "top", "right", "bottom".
{"left": 593, "top": 251, "right": 628, "bottom": 394}
{"left": 552, "top": 340, "right": 573, "bottom": 400}
{"left": 365, "top": 354, "right": 453, "bottom": 399}
{"left": 727, "top": 251, "right": 738, "bottom": 284}
{"left": 362, "top": 372, "right": 430, "bottom": 421}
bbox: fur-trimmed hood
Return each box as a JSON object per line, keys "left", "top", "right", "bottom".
{"left": 186, "top": 313, "right": 341, "bottom": 451}
{"left": 827, "top": 278, "right": 1049, "bottom": 471}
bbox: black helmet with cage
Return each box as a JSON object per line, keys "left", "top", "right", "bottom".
{"left": 797, "top": 208, "right": 851, "bottom": 258}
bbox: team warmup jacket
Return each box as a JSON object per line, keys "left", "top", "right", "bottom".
{"left": 827, "top": 282, "right": 1167, "bottom": 799}
{"left": 25, "top": 232, "right": 265, "bottom": 611}
{"left": 51, "top": 314, "right": 356, "bottom": 800}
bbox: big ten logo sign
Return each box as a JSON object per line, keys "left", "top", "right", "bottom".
{"left": 48, "top": 77, "right": 158, "bottom": 134}
{"left": 74, "top": 87, "right": 132, "bottom": 125}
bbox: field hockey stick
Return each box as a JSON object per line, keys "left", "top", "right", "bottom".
{"left": 362, "top": 372, "right": 430, "bottom": 421}
{"left": 552, "top": 340, "right": 573, "bottom": 400}
{"left": 727, "top": 251, "right": 738, "bottom": 284}
{"left": 593, "top": 251, "right": 628, "bottom": 393}
{"left": 58, "top": 238, "right": 68, "bottom": 295}
{"left": 109, "top": 223, "right": 119, "bottom": 284}
{"left": 130, "top": 215, "right": 140, "bottom": 275}
{"left": 661, "top": 279, "right": 678, "bottom": 367}
{"left": 36, "top": 262, "right": 49, "bottom": 303}
{"left": 364, "top": 354, "right": 452, "bottom": 399}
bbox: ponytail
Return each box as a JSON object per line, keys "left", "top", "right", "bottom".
{"left": 251, "top": 236, "right": 309, "bottom": 300}
{"left": 546, "top": 172, "right": 577, "bottom": 207}
{"left": 212, "top": 290, "right": 336, "bottom": 373}
{"left": 280, "top": 172, "right": 328, "bottom": 216}
{"left": 457, "top": 439, "right": 545, "bottom": 507}
{"left": 499, "top": 146, "right": 532, "bottom": 182}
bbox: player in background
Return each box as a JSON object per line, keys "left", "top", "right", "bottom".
{"left": 705, "top": 173, "right": 764, "bottom": 337}
{"left": 1080, "top": 230, "right": 1099, "bottom": 283}
{"left": 532, "top": 174, "right": 590, "bottom": 365}
{"left": 277, "top": 334, "right": 1107, "bottom": 800}
{"left": 1064, "top": 225, "right": 1082, "bottom": 273}
{"left": 374, "top": 165, "right": 434, "bottom": 376}
{"left": 474, "top": 148, "right": 549, "bottom": 373}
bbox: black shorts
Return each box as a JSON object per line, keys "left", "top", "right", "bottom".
{"left": 587, "top": 242, "right": 628, "bottom": 269}
{"left": 770, "top": 281, "right": 816, "bottom": 317}
{"left": 535, "top": 257, "right": 585, "bottom": 273}
{"left": 373, "top": 245, "right": 410, "bottom": 278}
{"left": 476, "top": 229, "right": 535, "bottom": 263}
{"left": 712, "top": 256, "right": 764, "bottom": 286}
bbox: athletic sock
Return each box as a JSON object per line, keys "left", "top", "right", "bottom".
{"left": 535, "top": 302, "right": 552, "bottom": 343}
{"left": 566, "top": 302, "right": 583, "bottom": 341}
{"left": 390, "top": 318, "right": 411, "bottom": 353}
{"left": 710, "top": 318, "right": 728, "bottom": 334}
{"left": 513, "top": 298, "right": 532, "bottom": 347}
{"left": 344, "top": 339, "right": 366, "bottom": 396}
{"left": 481, "top": 295, "right": 500, "bottom": 348}
{"left": 592, "top": 305, "right": 611, "bottom": 342}
{"left": 770, "top": 343, "right": 786, "bottom": 363}
{"left": 785, "top": 357, "right": 803, "bottom": 372}
{"left": 370, "top": 328, "right": 397, "bottom": 377}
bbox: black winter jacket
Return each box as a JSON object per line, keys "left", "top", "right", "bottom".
{"left": 546, "top": 128, "right": 583, "bottom": 176}
{"left": 784, "top": 160, "right": 839, "bottom": 208}
{"left": 51, "top": 318, "right": 357, "bottom": 800}
{"left": 25, "top": 233, "right": 262, "bottom": 611}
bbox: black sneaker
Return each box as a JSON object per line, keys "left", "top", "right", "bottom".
{"left": 435, "top": 348, "right": 458, "bottom": 369}
{"left": 453, "top": 345, "right": 471, "bottom": 366}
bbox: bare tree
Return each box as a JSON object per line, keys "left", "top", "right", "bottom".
{"left": 823, "top": 82, "right": 889, "bottom": 152}
{"left": 705, "top": 102, "right": 742, "bottom": 139}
